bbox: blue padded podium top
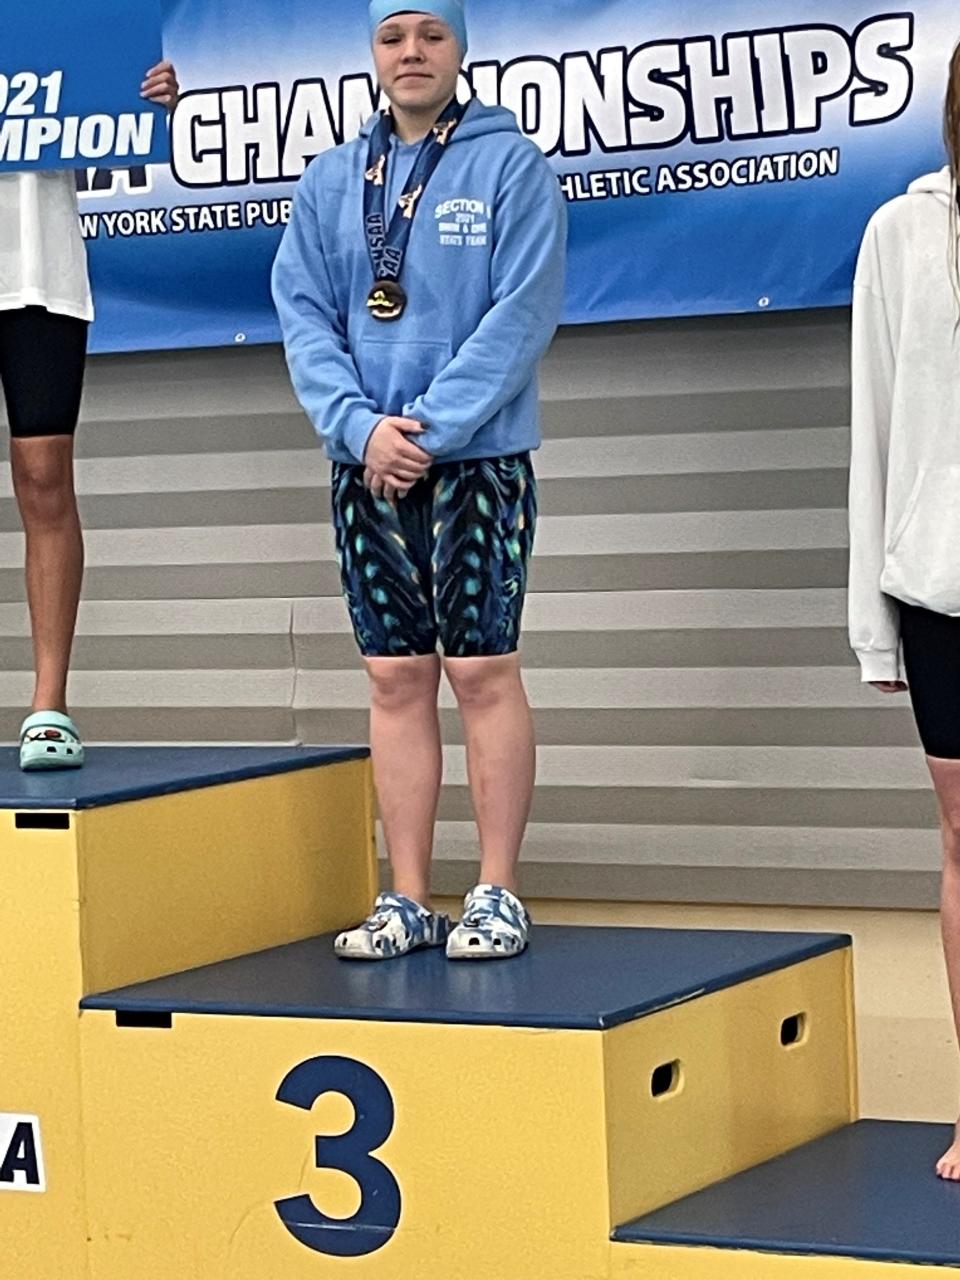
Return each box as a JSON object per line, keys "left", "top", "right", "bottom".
{"left": 81, "top": 925, "right": 849, "bottom": 1031}
{"left": 0, "top": 745, "right": 368, "bottom": 809}
{"left": 614, "top": 1120, "right": 960, "bottom": 1267}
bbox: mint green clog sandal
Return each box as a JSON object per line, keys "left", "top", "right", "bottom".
{"left": 19, "top": 711, "right": 85, "bottom": 771}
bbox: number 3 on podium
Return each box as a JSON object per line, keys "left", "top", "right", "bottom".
{"left": 274, "top": 1055, "right": 402, "bottom": 1257}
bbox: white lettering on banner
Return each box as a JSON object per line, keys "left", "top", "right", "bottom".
{"left": 167, "top": 13, "right": 913, "bottom": 189}
{"left": 0, "top": 66, "right": 156, "bottom": 165}
{"left": 658, "top": 149, "right": 841, "bottom": 191}
{"left": 172, "top": 75, "right": 379, "bottom": 186}
{"left": 78, "top": 198, "right": 294, "bottom": 241}
{"left": 557, "top": 167, "right": 654, "bottom": 200}
{"left": 557, "top": 149, "right": 841, "bottom": 202}
{"left": 0, "top": 1115, "right": 45, "bottom": 1194}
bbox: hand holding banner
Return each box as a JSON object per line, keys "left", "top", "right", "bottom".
{"left": 0, "top": 0, "right": 169, "bottom": 173}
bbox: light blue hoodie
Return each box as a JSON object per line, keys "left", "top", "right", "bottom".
{"left": 271, "top": 99, "right": 567, "bottom": 465}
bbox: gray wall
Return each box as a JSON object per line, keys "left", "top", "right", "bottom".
{"left": 0, "top": 308, "right": 941, "bottom": 907}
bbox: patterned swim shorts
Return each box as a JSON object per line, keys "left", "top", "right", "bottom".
{"left": 331, "top": 452, "right": 537, "bottom": 658}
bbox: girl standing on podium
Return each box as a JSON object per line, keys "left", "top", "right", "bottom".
{"left": 0, "top": 60, "right": 179, "bottom": 770}
{"left": 273, "top": 0, "right": 566, "bottom": 960}
{"left": 848, "top": 38, "right": 960, "bottom": 1181}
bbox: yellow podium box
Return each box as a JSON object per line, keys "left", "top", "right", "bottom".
{"left": 0, "top": 746, "right": 374, "bottom": 1280}
{"left": 79, "top": 927, "right": 854, "bottom": 1280}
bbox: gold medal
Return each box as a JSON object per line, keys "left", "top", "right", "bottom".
{"left": 367, "top": 280, "right": 407, "bottom": 322}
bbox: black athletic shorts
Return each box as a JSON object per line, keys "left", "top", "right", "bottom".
{"left": 899, "top": 601, "right": 960, "bottom": 759}
{"left": 0, "top": 306, "right": 88, "bottom": 437}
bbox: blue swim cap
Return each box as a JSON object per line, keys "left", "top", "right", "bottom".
{"left": 369, "top": 0, "right": 468, "bottom": 55}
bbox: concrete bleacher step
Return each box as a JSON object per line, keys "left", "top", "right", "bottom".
{"left": 78, "top": 924, "right": 855, "bottom": 1280}
{"left": 611, "top": 1120, "right": 960, "bottom": 1278}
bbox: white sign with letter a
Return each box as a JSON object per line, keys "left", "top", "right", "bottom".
{"left": 0, "top": 1114, "right": 45, "bottom": 1193}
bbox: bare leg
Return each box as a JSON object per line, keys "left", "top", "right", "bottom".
{"left": 11, "top": 436, "right": 84, "bottom": 714}
{"left": 443, "top": 652, "right": 536, "bottom": 894}
{"left": 366, "top": 654, "right": 442, "bottom": 906}
{"left": 930, "top": 756, "right": 960, "bottom": 1179}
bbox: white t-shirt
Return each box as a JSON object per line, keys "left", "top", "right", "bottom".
{"left": 0, "top": 171, "right": 93, "bottom": 322}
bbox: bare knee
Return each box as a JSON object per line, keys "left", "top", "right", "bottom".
{"left": 366, "top": 656, "right": 440, "bottom": 712}
{"left": 11, "top": 440, "right": 77, "bottom": 527}
{"left": 444, "top": 654, "right": 525, "bottom": 713}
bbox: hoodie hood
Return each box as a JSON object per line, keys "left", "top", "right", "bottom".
{"left": 359, "top": 98, "right": 521, "bottom": 144}
{"left": 907, "top": 165, "right": 954, "bottom": 203}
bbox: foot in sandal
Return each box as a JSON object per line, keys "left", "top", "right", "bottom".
{"left": 19, "top": 711, "right": 85, "bottom": 771}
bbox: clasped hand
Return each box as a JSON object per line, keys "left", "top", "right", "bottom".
{"left": 363, "top": 417, "right": 433, "bottom": 501}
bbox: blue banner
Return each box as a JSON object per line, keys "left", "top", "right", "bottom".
{"left": 81, "top": 0, "right": 954, "bottom": 352}
{"left": 1, "top": 0, "right": 168, "bottom": 174}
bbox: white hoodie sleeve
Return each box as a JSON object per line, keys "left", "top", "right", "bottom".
{"left": 847, "top": 222, "right": 902, "bottom": 683}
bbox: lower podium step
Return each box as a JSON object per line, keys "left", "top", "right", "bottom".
{"left": 78, "top": 924, "right": 854, "bottom": 1280}
{"left": 612, "top": 1120, "right": 960, "bottom": 1278}
{"left": 0, "top": 745, "right": 374, "bottom": 1280}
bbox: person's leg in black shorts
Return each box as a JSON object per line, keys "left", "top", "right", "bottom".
{"left": 0, "top": 306, "right": 87, "bottom": 768}
{"left": 899, "top": 601, "right": 960, "bottom": 1177}
{"left": 330, "top": 454, "right": 538, "bottom": 960}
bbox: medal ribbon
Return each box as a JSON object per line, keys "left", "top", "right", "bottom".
{"left": 363, "top": 97, "right": 469, "bottom": 290}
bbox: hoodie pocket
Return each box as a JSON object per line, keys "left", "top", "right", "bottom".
{"left": 884, "top": 466, "right": 960, "bottom": 614}
{"left": 354, "top": 338, "right": 453, "bottom": 418}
